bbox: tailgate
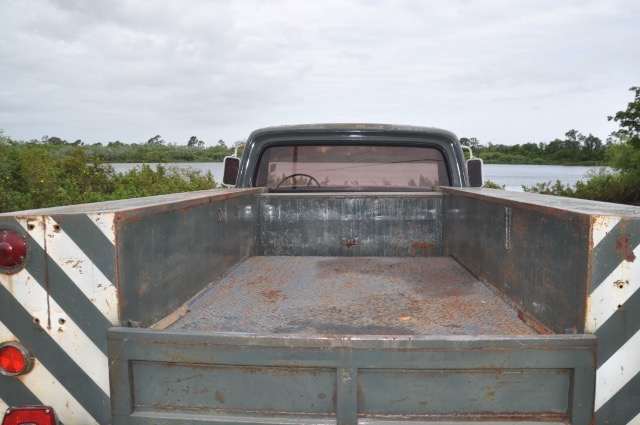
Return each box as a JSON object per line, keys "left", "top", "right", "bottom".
{"left": 108, "top": 329, "right": 595, "bottom": 424}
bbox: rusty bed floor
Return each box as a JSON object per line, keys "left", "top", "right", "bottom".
{"left": 169, "top": 256, "right": 536, "bottom": 335}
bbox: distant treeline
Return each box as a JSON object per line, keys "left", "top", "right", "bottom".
{"left": 2, "top": 130, "right": 611, "bottom": 166}
{"left": 2, "top": 134, "right": 237, "bottom": 163}
{"left": 460, "top": 129, "right": 608, "bottom": 165}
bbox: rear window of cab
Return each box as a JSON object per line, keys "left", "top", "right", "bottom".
{"left": 254, "top": 144, "right": 450, "bottom": 191}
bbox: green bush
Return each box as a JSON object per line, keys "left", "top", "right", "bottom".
{"left": 523, "top": 168, "right": 640, "bottom": 205}
{"left": 108, "top": 165, "right": 217, "bottom": 200}
{"left": 483, "top": 180, "right": 506, "bottom": 189}
{"left": 0, "top": 141, "right": 219, "bottom": 213}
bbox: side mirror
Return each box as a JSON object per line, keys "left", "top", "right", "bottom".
{"left": 222, "top": 156, "right": 240, "bottom": 186}
{"left": 467, "top": 157, "right": 484, "bottom": 188}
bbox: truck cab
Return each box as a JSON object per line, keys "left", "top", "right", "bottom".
{"left": 222, "top": 123, "right": 483, "bottom": 190}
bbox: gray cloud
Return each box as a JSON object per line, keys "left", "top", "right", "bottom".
{"left": 1, "top": 0, "right": 638, "bottom": 146}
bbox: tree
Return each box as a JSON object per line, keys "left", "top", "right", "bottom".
{"left": 599, "top": 85, "right": 640, "bottom": 204}
{"left": 608, "top": 86, "right": 640, "bottom": 148}
{"left": 187, "top": 136, "right": 204, "bottom": 149}
{"left": 606, "top": 87, "right": 640, "bottom": 174}
{"left": 147, "top": 135, "right": 165, "bottom": 145}
{"left": 582, "top": 134, "right": 603, "bottom": 154}
{"left": 546, "top": 138, "right": 564, "bottom": 154}
{"left": 563, "top": 129, "right": 584, "bottom": 151}
{"left": 459, "top": 137, "right": 482, "bottom": 154}
{"left": 48, "top": 136, "right": 67, "bottom": 145}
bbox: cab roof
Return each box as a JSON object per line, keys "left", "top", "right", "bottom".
{"left": 247, "top": 123, "right": 458, "bottom": 141}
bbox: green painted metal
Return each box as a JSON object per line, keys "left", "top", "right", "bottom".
{"left": 168, "top": 256, "right": 536, "bottom": 336}
{"left": 115, "top": 190, "right": 263, "bottom": 327}
{"left": 260, "top": 193, "right": 443, "bottom": 256}
{"left": 442, "top": 188, "right": 592, "bottom": 334}
{"left": 442, "top": 188, "right": 640, "bottom": 424}
{"left": 106, "top": 187, "right": 610, "bottom": 424}
{"left": 108, "top": 328, "right": 596, "bottom": 425}
{"left": 233, "top": 124, "right": 469, "bottom": 189}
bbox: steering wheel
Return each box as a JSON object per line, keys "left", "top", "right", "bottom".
{"left": 275, "top": 173, "right": 321, "bottom": 188}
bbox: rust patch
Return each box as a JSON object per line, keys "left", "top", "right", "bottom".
{"left": 410, "top": 241, "right": 437, "bottom": 255}
{"left": 261, "top": 289, "right": 286, "bottom": 303}
{"left": 223, "top": 255, "right": 234, "bottom": 268}
{"left": 517, "top": 309, "right": 553, "bottom": 335}
{"left": 214, "top": 391, "right": 225, "bottom": 404}
{"left": 616, "top": 234, "right": 636, "bottom": 262}
{"left": 137, "top": 281, "right": 151, "bottom": 296}
{"left": 170, "top": 256, "right": 536, "bottom": 336}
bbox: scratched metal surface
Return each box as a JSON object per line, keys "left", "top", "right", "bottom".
{"left": 260, "top": 193, "right": 443, "bottom": 257}
{"left": 116, "top": 191, "right": 262, "bottom": 327}
{"left": 170, "top": 256, "right": 536, "bottom": 335}
{"left": 443, "top": 190, "right": 591, "bottom": 334}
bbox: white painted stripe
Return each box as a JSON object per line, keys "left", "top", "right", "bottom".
{"left": 585, "top": 244, "right": 640, "bottom": 333}
{"left": 0, "top": 322, "right": 98, "bottom": 425}
{"left": 0, "top": 395, "right": 6, "bottom": 418}
{"left": 88, "top": 212, "right": 116, "bottom": 244}
{"left": 591, "top": 216, "right": 621, "bottom": 247}
{"left": 25, "top": 217, "right": 119, "bottom": 324}
{"left": 595, "top": 328, "right": 640, "bottom": 411}
{"left": 629, "top": 409, "right": 640, "bottom": 425}
{"left": 2, "top": 268, "right": 110, "bottom": 396}
{"left": 3, "top": 217, "right": 49, "bottom": 327}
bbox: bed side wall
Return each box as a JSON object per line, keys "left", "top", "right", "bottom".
{"left": 115, "top": 189, "right": 262, "bottom": 327}
{"left": 443, "top": 188, "right": 591, "bottom": 335}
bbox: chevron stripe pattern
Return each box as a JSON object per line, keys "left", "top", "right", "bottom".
{"left": 0, "top": 214, "right": 118, "bottom": 425}
{"left": 587, "top": 216, "right": 640, "bottom": 425}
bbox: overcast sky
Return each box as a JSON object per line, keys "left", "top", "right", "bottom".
{"left": 1, "top": 0, "right": 638, "bottom": 146}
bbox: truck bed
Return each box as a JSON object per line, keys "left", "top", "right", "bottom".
{"left": 170, "top": 256, "right": 536, "bottom": 335}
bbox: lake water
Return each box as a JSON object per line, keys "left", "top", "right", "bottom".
{"left": 110, "top": 162, "right": 606, "bottom": 192}
{"left": 482, "top": 164, "right": 606, "bottom": 191}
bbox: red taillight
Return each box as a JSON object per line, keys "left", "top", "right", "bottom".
{"left": 1, "top": 406, "right": 58, "bottom": 425}
{"left": 0, "top": 229, "right": 27, "bottom": 273}
{"left": 0, "top": 342, "right": 34, "bottom": 377}
{"left": 0, "top": 346, "right": 24, "bottom": 374}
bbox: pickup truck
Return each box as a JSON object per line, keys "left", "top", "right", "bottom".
{"left": 0, "top": 124, "right": 638, "bottom": 425}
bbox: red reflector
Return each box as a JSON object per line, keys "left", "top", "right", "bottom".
{"left": 0, "top": 342, "right": 33, "bottom": 377}
{"left": 0, "top": 229, "right": 27, "bottom": 271}
{"left": 1, "top": 406, "right": 58, "bottom": 425}
{"left": 0, "top": 346, "right": 25, "bottom": 374}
